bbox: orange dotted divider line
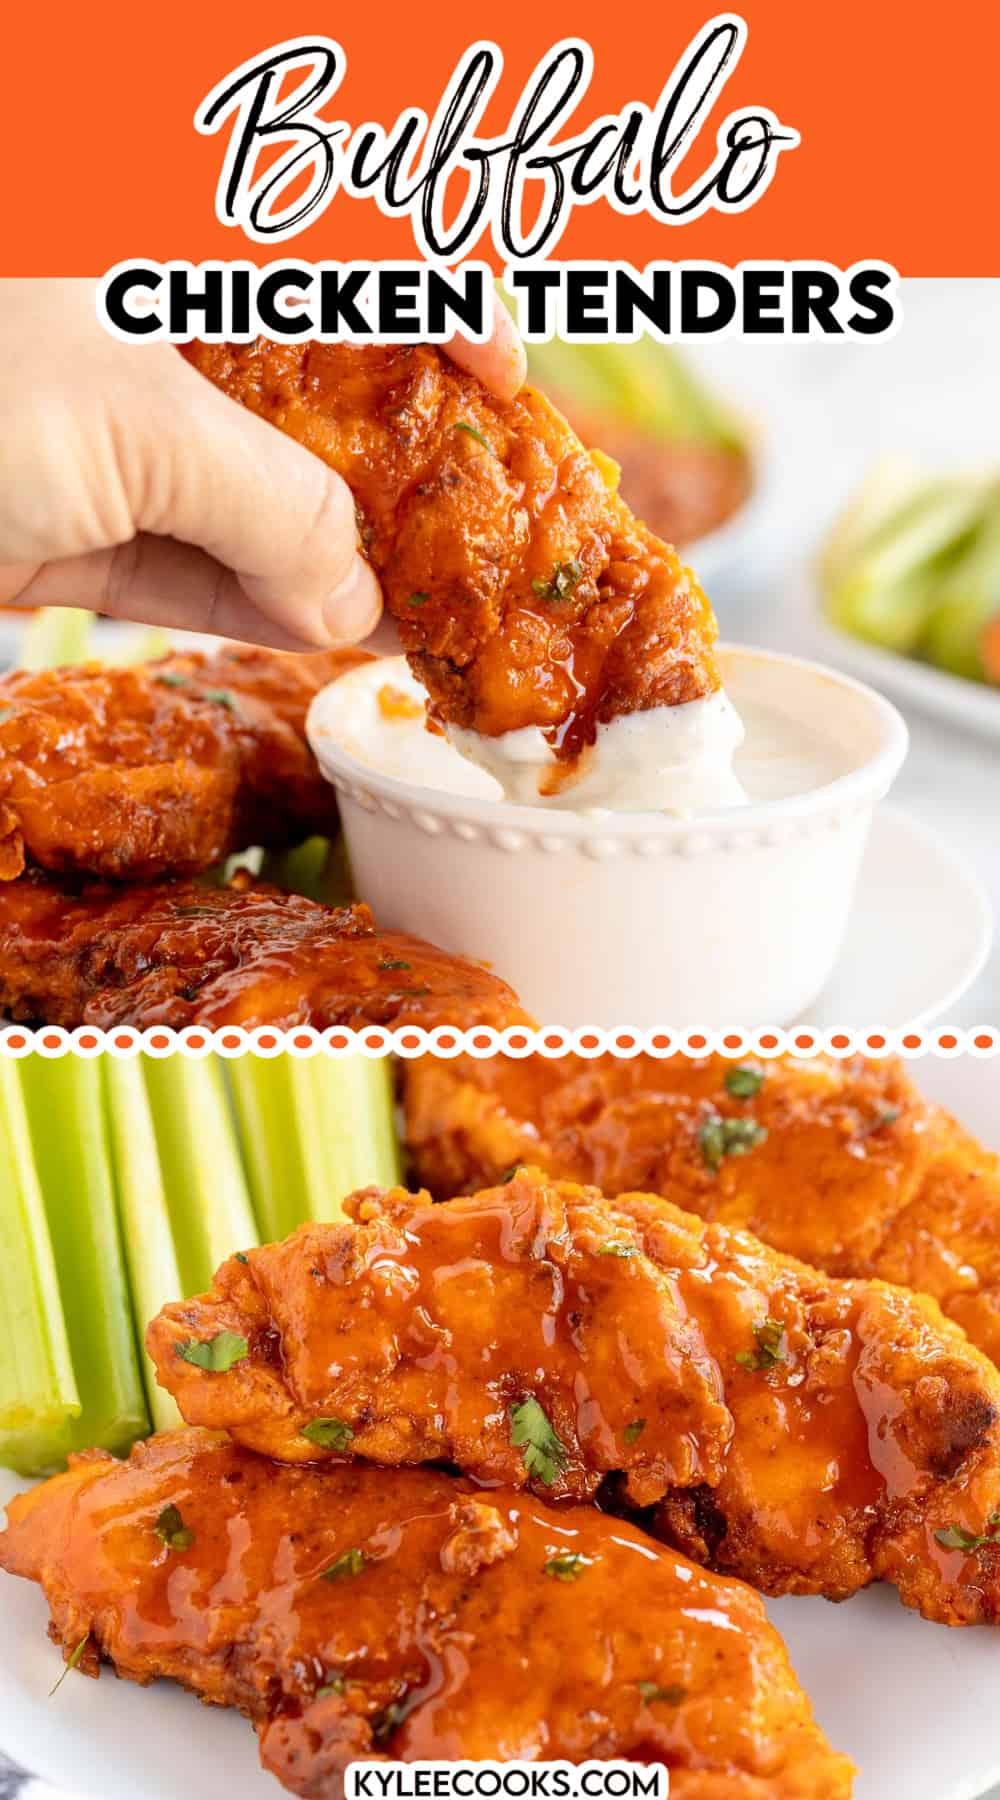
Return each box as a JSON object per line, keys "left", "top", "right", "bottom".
{"left": 0, "top": 1028, "right": 995, "bottom": 1059}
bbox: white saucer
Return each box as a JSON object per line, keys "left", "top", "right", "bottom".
{"left": 800, "top": 803, "right": 992, "bottom": 1026}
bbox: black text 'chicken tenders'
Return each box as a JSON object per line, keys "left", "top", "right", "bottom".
{"left": 0, "top": 645, "right": 369, "bottom": 882}
{"left": 0, "top": 1431, "right": 853, "bottom": 1799}
{"left": 148, "top": 1171, "right": 1000, "bottom": 1627}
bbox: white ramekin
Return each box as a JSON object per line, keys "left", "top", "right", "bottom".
{"left": 307, "top": 646, "right": 908, "bottom": 1027}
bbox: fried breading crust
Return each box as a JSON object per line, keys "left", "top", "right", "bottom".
{"left": 0, "top": 645, "right": 368, "bottom": 882}
{"left": 184, "top": 343, "right": 719, "bottom": 759}
{"left": 0, "top": 873, "right": 525, "bottom": 1030}
{"left": 147, "top": 1171, "right": 1000, "bottom": 1625}
{"left": 0, "top": 1430, "right": 852, "bottom": 1799}
{"left": 402, "top": 1052, "right": 1000, "bottom": 1366}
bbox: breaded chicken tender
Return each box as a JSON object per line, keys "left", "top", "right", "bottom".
{"left": 0, "top": 1430, "right": 852, "bottom": 1799}
{"left": 0, "top": 645, "right": 369, "bottom": 881}
{"left": 402, "top": 1052, "right": 1000, "bottom": 1365}
{"left": 184, "top": 343, "right": 720, "bottom": 769}
{"left": 147, "top": 1171, "right": 1000, "bottom": 1625}
{"left": 0, "top": 873, "right": 525, "bottom": 1030}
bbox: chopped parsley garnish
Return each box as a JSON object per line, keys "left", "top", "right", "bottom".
{"left": 532, "top": 559, "right": 584, "bottom": 603}
{"left": 510, "top": 1397, "right": 567, "bottom": 1486}
{"left": 698, "top": 1114, "right": 767, "bottom": 1173}
{"left": 624, "top": 1418, "right": 646, "bottom": 1447}
{"left": 322, "top": 1547, "right": 366, "bottom": 1582}
{"left": 407, "top": 592, "right": 429, "bottom": 607}
{"left": 379, "top": 959, "right": 411, "bottom": 972}
{"left": 371, "top": 1698, "right": 409, "bottom": 1744}
{"left": 597, "top": 1241, "right": 638, "bottom": 1258}
{"left": 49, "top": 1634, "right": 89, "bottom": 1698}
{"left": 455, "top": 421, "right": 491, "bottom": 450}
{"left": 302, "top": 1417, "right": 355, "bottom": 1452}
{"left": 724, "top": 1064, "right": 765, "bottom": 1099}
{"left": 499, "top": 1164, "right": 524, "bottom": 1184}
{"left": 176, "top": 1330, "right": 249, "bottom": 1373}
{"left": 154, "top": 1504, "right": 194, "bottom": 1551}
{"left": 935, "top": 1513, "right": 1000, "bottom": 1553}
{"left": 735, "top": 1317, "right": 786, "bottom": 1372}
{"left": 316, "top": 1673, "right": 347, "bottom": 1698}
{"left": 868, "top": 1106, "right": 901, "bottom": 1133}
{"left": 202, "top": 687, "right": 238, "bottom": 710}
{"left": 155, "top": 671, "right": 190, "bottom": 689}
{"left": 544, "top": 1552, "right": 592, "bottom": 1581}
{"left": 637, "top": 1681, "right": 687, "bottom": 1706}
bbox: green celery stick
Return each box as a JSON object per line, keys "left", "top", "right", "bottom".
{"left": 260, "top": 836, "right": 336, "bottom": 902}
{"left": 0, "top": 1063, "right": 80, "bottom": 1475}
{"left": 19, "top": 1059, "right": 148, "bottom": 1456}
{"left": 102, "top": 1060, "right": 184, "bottom": 1431}
{"left": 609, "top": 339, "right": 745, "bottom": 448}
{"left": 228, "top": 1055, "right": 401, "bottom": 1238}
{"left": 818, "top": 459, "right": 924, "bottom": 589}
{"left": 353, "top": 1057, "right": 403, "bottom": 1193}
{"left": 527, "top": 336, "right": 628, "bottom": 418}
{"left": 527, "top": 339, "right": 745, "bottom": 449}
{"left": 105, "top": 627, "right": 173, "bottom": 665}
{"left": 305, "top": 1056, "right": 402, "bottom": 1218}
{"left": 921, "top": 491, "right": 1000, "bottom": 682}
{"left": 18, "top": 607, "right": 94, "bottom": 670}
{"left": 823, "top": 479, "right": 990, "bottom": 652}
{"left": 141, "top": 1057, "right": 258, "bottom": 1297}
{"left": 228, "top": 1057, "right": 328, "bottom": 1242}
{"left": 315, "top": 835, "right": 355, "bottom": 908}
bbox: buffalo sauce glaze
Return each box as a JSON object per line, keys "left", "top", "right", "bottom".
{"left": 146, "top": 1175, "right": 1000, "bottom": 1619}
{"left": 0, "top": 1431, "right": 853, "bottom": 1796}
{"left": 600, "top": 1194, "right": 1000, "bottom": 1609}
{"left": 182, "top": 342, "right": 721, "bottom": 779}
{"left": 0, "top": 875, "right": 527, "bottom": 1032}
{"left": 0, "top": 648, "right": 366, "bottom": 885}
{"left": 150, "top": 1178, "right": 734, "bottom": 1502}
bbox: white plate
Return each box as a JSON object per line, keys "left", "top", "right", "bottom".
{"left": 2, "top": 1056, "right": 999, "bottom": 1800}
{"left": 1, "top": 1489, "right": 998, "bottom": 1800}
{"left": 813, "top": 620, "right": 1000, "bottom": 742}
{"left": 800, "top": 804, "right": 992, "bottom": 1025}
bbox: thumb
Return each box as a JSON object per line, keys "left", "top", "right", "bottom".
{"left": 133, "top": 350, "right": 382, "bottom": 647}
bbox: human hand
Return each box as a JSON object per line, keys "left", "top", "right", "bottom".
{"left": 0, "top": 280, "right": 526, "bottom": 650}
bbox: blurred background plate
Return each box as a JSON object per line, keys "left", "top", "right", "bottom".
{"left": 0, "top": 614, "right": 227, "bottom": 672}
{"left": 812, "top": 617, "right": 1000, "bottom": 741}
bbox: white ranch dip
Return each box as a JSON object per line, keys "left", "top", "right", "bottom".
{"left": 308, "top": 655, "right": 853, "bottom": 815}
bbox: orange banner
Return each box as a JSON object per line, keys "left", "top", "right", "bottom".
{"left": 5, "top": 0, "right": 993, "bottom": 275}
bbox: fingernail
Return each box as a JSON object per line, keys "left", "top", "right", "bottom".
{"left": 322, "top": 555, "right": 382, "bottom": 645}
